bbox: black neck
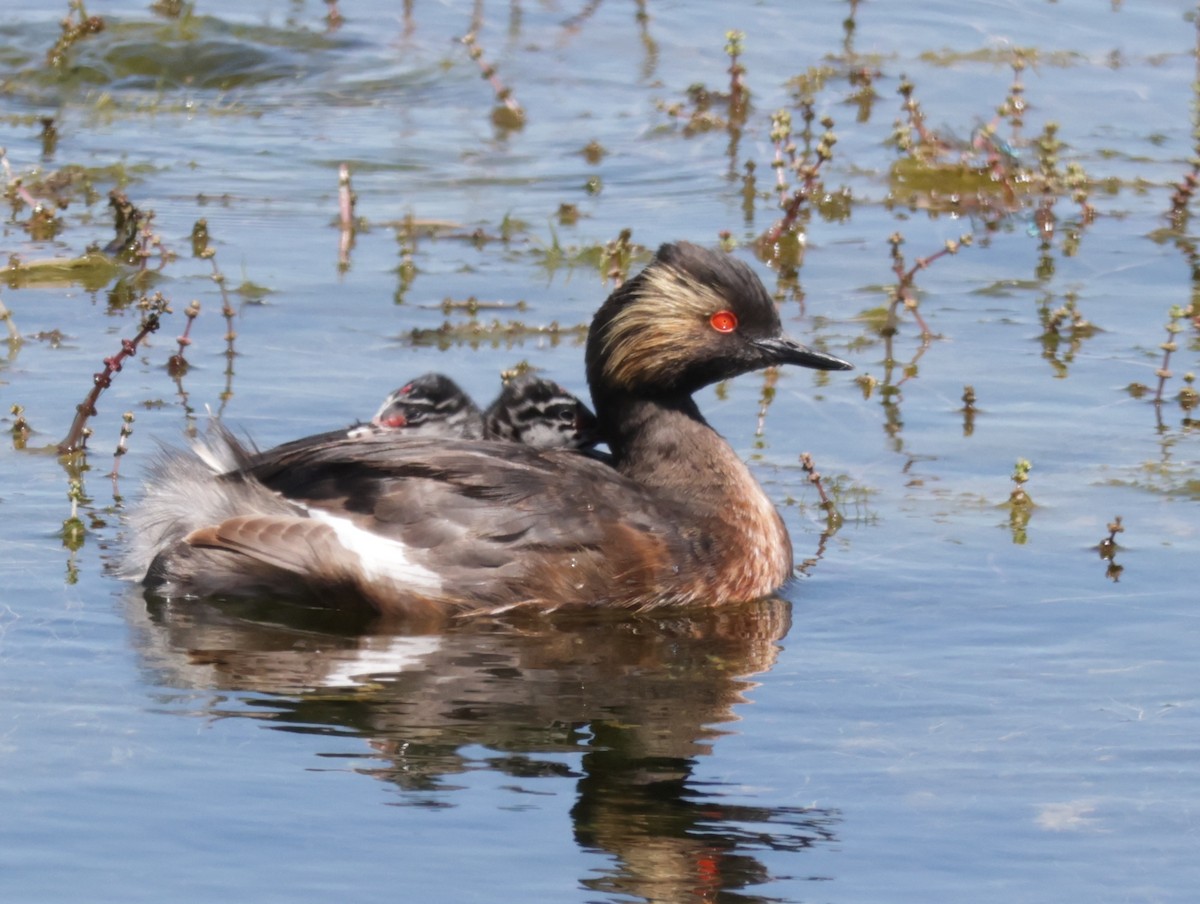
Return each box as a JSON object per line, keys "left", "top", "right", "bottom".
{"left": 595, "top": 389, "right": 735, "bottom": 488}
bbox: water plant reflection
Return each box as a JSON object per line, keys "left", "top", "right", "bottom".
{"left": 129, "top": 594, "right": 839, "bottom": 900}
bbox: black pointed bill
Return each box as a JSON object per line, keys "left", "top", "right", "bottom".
{"left": 753, "top": 336, "right": 853, "bottom": 371}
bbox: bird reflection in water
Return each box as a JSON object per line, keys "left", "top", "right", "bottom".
{"left": 128, "top": 593, "right": 840, "bottom": 901}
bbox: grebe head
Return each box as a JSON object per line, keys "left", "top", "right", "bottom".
{"left": 586, "top": 242, "right": 851, "bottom": 401}
{"left": 370, "top": 373, "right": 484, "bottom": 438}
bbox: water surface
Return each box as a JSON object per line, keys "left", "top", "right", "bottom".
{"left": 1, "top": 1, "right": 1197, "bottom": 901}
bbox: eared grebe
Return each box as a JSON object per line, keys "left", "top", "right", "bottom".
{"left": 128, "top": 242, "right": 851, "bottom": 616}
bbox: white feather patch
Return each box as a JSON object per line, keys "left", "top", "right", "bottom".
{"left": 307, "top": 508, "right": 444, "bottom": 593}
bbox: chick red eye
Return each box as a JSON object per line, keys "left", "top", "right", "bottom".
{"left": 709, "top": 310, "right": 738, "bottom": 333}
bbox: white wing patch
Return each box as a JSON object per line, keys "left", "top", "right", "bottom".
{"left": 308, "top": 508, "right": 444, "bottom": 594}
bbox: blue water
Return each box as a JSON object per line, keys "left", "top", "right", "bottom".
{"left": 1, "top": 1, "right": 1197, "bottom": 901}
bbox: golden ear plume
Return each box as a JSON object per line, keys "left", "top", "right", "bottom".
{"left": 600, "top": 263, "right": 730, "bottom": 390}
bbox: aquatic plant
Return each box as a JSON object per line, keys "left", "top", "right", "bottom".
{"left": 167, "top": 300, "right": 201, "bottom": 377}
{"left": 1154, "top": 303, "right": 1196, "bottom": 409}
{"left": 1096, "top": 515, "right": 1124, "bottom": 582}
{"left": 460, "top": 31, "right": 525, "bottom": 130}
{"left": 9, "top": 403, "right": 31, "bottom": 449}
{"left": 337, "top": 163, "right": 356, "bottom": 273}
{"left": 45, "top": 0, "right": 104, "bottom": 70}
{"left": 0, "top": 294, "right": 20, "bottom": 343}
{"left": 406, "top": 318, "right": 588, "bottom": 351}
{"left": 960, "top": 385, "right": 977, "bottom": 438}
{"left": 149, "top": 0, "right": 188, "bottom": 19}
{"left": 656, "top": 31, "right": 755, "bottom": 138}
{"left": 110, "top": 410, "right": 135, "bottom": 483}
{"left": 884, "top": 232, "right": 973, "bottom": 339}
{"left": 323, "top": 0, "right": 343, "bottom": 31}
{"left": 800, "top": 451, "right": 842, "bottom": 532}
{"left": 190, "top": 222, "right": 240, "bottom": 416}
{"left": 601, "top": 229, "right": 635, "bottom": 287}
{"left": 888, "top": 58, "right": 1094, "bottom": 246}
{"left": 758, "top": 108, "right": 839, "bottom": 254}
{"left": 60, "top": 477, "right": 86, "bottom": 555}
{"left": 1, "top": 146, "right": 64, "bottom": 240}
{"left": 1037, "top": 291, "right": 1098, "bottom": 379}
{"left": 725, "top": 30, "right": 750, "bottom": 131}
{"left": 1005, "top": 458, "right": 1035, "bottom": 545}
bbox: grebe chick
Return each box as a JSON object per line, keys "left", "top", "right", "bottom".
{"left": 302, "top": 372, "right": 597, "bottom": 451}
{"left": 367, "top": 373, "right": 484, "bottom": 438}
{"left": 129, "top": 241, "right": 851, "bottom": 617}
{"left": 371, "top": 371, "right": 599, "bottom": 451}
{"left": 483, "top": 373, "right": 600, "bottom": 451}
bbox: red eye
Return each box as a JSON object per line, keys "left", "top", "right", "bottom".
{"left": 710, "top": 310, "right": 738, "bottom": 333}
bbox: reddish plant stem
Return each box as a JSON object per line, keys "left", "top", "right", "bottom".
{"left": 799, "top": 452, "right": 831, "bottom": 507}
{"left": 57, "top": 294, "right": 170, "bottom": 454}
{"left": 461, "top": 32, "right": 524, "bottom": 118}
{"left": 887, "top": 235, "right": 971, "bottom": 339}
{"left": 324, "top": 0, "right": 342, "bottom": 29}
{"left": 760, "top": 120, "right": 835, "bottom": 246}
{"left": 762, "top": 189, "right": 809, "bottom": 246}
